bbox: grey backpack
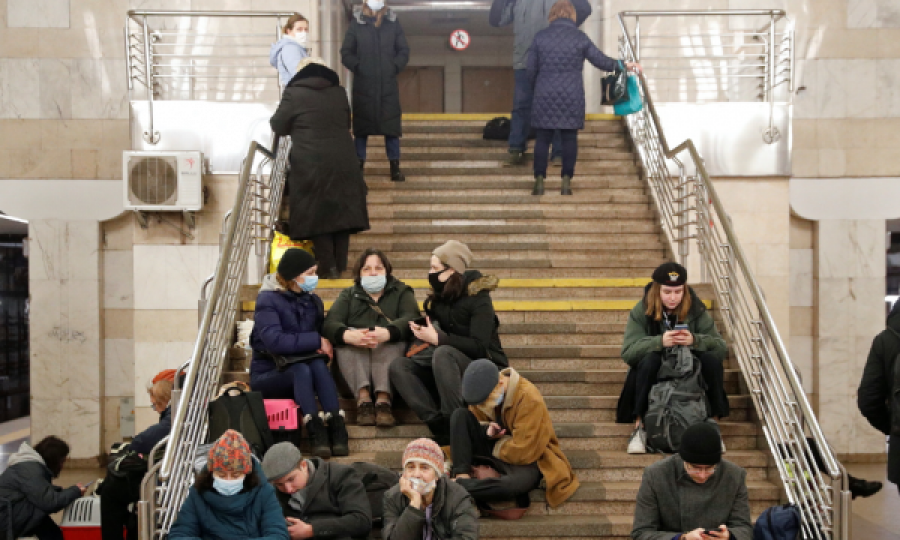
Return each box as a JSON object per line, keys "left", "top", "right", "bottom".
{"left": 644, "top": 346, "right": 710, "bottom": 453}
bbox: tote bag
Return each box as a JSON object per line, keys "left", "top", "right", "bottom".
{"left": 614, "top": 74, "right": 643, "bottom": 116}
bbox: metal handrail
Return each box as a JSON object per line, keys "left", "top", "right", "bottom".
{"left": 617, "top": 11, "right": 848, "bottom": 540}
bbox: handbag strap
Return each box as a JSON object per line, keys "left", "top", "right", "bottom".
{"left": 366, "top": 303, "right": 394, "bottom": 324}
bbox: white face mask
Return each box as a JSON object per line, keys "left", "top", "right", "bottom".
{"left": 360, "top": 275, "right": 387, "bottom": 294}
{"left": 292, "top": 31, "right": 308, "bottom": 44}
{"left": 367, "top": 0, "right": 385, "bottom": 11}
{"left": 409, "top": 476, "right": 436, "bottom": 495}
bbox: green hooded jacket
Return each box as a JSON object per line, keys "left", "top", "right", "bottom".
{"left": 322, "top": 277, "right": 421, "bottom": 345}
{"left": 620, "top": 284, "right": 727, "bottom": 368}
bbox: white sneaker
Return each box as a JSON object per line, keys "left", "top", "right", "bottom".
{"left": 627, "top": 427, "right": 647, "bottom": 454}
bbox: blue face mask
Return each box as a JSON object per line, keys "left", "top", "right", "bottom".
{"left": 493, "top": 390, "right": 505, "bottom": 408}
{"left": 213, "top": 475, "right": 245, "bottom": 496}
{"left": 361, "top": 275, "right": 387, "bottom": 294}
{"left": 297, "top": 275, "right": 318, "bottom": 293}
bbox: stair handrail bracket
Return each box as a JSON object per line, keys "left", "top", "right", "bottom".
{"left": 617, "top": 11, "right": 847, "bottom": 540}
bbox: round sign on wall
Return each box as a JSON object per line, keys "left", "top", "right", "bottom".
{"left": 449, "top": 29, "right": 470, "bottom": 50}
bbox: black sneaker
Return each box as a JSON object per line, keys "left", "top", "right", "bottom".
{"left": 305, "top": 414, "right": 331, "bottom": 459}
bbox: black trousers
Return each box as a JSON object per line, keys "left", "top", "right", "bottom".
{"left": 633, "top": 350, "right": 729, "bottom": 420}
{"left": 100, "top": 472, "right": 141, "bottom": 540}
{"left": 389, "top": 346, "right": 474, "bottom": 424}
{"left": 25, "top": 517, "right": 64, "bottom": 540}
{"left": 310, "top": 232, "right": 350, "bottom": 275}
{"left": 449, "top": 408, "right": 541, "bottom": 503}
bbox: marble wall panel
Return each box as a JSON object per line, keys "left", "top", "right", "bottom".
{"left": 0, "top": 59, "right": 41, "bottom": 119}
{"left": 789, "top": 335, "right": 814, "bottom": 393}
{"left": 876, "top": 59, "right": 900, "bottom": 117}
{"left": 39, "top": 59, "right": 74, "bottom": 119}
{"left": 64, "top": 278, "right": 102, "bottom": 399}
{"left": 849, "top": 0, "right": 879, "bottom": 28}
{"left": 71, "top": 59, "right": 129, "bottom": 120}
{"left": 103, "top": 249, "right": 134, "bottom": 309}
{"left": 789, "top": 248, "right": 814, "bottom": 307}
{"left": 816, "top": 334, "right": 853, "bottom": 450}
{"left": 104, "top": 338, "right": 134, "bottom": 397}
{"left": 133, "top": 310, "right": 199, "bottom": 343}
{"left": 133, "top": 245, "right": 219, "bottom": 310}
{"left": 133, "top": 341, "right": 195, "bottom": 407}
{"left": 104, "top": 309, "right": 134, "bottom": 339}
{"left": 134, "top": 406, "right": 158, "bottom": 435}
{"left": 7, "top": 0, "right": 69, "bottom": 28}
{"left": 31, "top": 398, "right": 101, "bottom": 459}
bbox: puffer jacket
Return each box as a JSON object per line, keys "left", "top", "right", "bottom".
{"left": 322, "top": 277, "right": 421, "bottom": 345}
{"left": 382, "top": 478, "right": 478, "bottom": 540}
{"left": 0, "top": 443, "right": 81, "bottom": 539}
{"left": 425, "top": 270, "right": 507, "bottom": 367}
{"left": 858, "top": 300, "right": 900, "bottom": 484}
{"left": 270, "top": 37, "right": 309, "bottom": 87}
{"left": 489, "top": 0, "right": 592, "bottom": 70}
{"left": 249, "top": 273, "right": 325, "bottom": 375}
{"left": 168, "top": 461, "right": 288, "bottom": 540}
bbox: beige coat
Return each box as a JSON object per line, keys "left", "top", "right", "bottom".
{"left": 469, "top": 368, "right": 579, "bottom": 507}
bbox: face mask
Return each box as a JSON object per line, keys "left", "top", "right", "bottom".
{"left": 428, "top": 271, "right": 446, "bottom": 294}
{"left": 367, "top": 0, "right": 385, "bottom": 11}
{"left": 493, "top": 390, "right": 505, "bottom": 408}
{"left": 361, "top": 275, "right": 387, "bottom": 294}
{"left": 292, "top": 31, "right": 308, "bottom": 44}
{"left": 213, "top": 475, "right": 245, "bottom": 496}
{"left": 409, "top": 476, "right": 436, "bottom": 495}
{"left": 296, "top": 275, "right": 318, "bottom": 293}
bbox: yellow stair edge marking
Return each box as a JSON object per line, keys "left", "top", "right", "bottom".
{"left": 241, "top": 299, "right": 713, "bottom": 312}
{"left": 297, "top": 278, "right": 649, "bottom": 289}
{"left": 402, "top": 113, "right": 620, "bottom": 121}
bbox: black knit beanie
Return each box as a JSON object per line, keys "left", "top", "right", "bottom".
{"left": 652, "top": 262, "right": 687, "bottom": 287}
{"left": 678, "top": 422, "right": 722, "bottom": 465}
{"left": 277, "top": 249, "right": 316, "bottom": 281}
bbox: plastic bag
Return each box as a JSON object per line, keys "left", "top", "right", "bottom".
{"left": 269, "top": 231, "right": 314, "bottom": 274}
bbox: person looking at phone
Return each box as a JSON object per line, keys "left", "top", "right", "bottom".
{"left": 383, "top": 438, "right": 478, "bottom": 540}
{"left": 389, "top": 240, "right": 507, "bottom": 445}
{"left": 616, "top": 262, "right": 729, "bottom": 454}
{"left": 632, "top": 423, "right": 752, "bottom": 540}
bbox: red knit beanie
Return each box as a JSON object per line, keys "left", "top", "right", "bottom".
{"left": 402, "top": 438, "right": 445, "bottom": 476}
{"left": 208, "top": 429, "right": 252, "bottom": 475}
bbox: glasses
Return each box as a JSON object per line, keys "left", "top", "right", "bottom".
{"left": 684, "top": 462, "right": 717, "bottom": 476}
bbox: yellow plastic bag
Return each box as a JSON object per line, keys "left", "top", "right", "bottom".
{"left": 269, "top": 232, "right": 314, "bottom": 274}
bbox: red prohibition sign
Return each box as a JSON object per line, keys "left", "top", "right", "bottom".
{"left": 450, "top": 29, "right": 470, "bottom": 50}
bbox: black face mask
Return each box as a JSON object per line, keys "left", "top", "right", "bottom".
{"left": 428, "top": 271, "right": 446, "bottom": 294}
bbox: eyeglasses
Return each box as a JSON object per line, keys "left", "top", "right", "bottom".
{"left": 684, "top": 462, "right": 717, "bottom": 476}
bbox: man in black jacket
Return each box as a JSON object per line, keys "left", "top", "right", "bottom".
{"left": 262, "top": 442, "right": 372, "bottom": 540}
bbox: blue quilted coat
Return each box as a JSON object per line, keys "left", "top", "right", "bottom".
{"left": 526, "top": 18, "right": 617, "bottom": 130}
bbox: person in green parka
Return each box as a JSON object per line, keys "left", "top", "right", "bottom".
{"left": 616, "top": 262, "right": 728, "bottom": 455}
{"left": 323, "top": 248, "right": 420, "bottom": 428}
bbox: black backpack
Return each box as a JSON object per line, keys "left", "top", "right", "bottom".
{"left": 207, "top": 388, "right": 274, "bottom": 457}
{"left": 349, "top": 462, "right": 399, "bottom": 527}
{"left": 483, "top": 117, "right": 511, "bottom": 141}
{"left": 644, "top": 346, "right": 710, "bottom": 453}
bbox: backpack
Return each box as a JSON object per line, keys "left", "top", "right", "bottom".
{"left": 644, "top": 346, "right": 710, "bottom": 453}
{"left": 207, "top": 388, "right": 274, "bottom": 457}
{"left": 349, "top": 462, "right": 399, "bottom": 527}
{"left": 754, "top": 503, "right": 801, "bottom": 540}
{"left": 483, "top": 117, "right": 511, "bottom": 141}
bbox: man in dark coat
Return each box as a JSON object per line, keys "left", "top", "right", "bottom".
{"left": 270, "top": 59, "right": 370, "bottom": 279}
{"left": 858, "top": 300, "right": 900, "bottom": 490}
{"left": 340, "top": 2, "right": 410, "bottom": 182}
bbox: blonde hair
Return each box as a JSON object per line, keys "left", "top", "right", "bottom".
{"left": 149, "top": 378, "right": 173, "bottom": 411}
{"left": 548, "top": 0, "right": 576, "bottom": 23}
{"left": 296, "top": 56, "right": 328, "bottom": 72}
{"left": 644, "top": 282, "right": 692, "bottom": 322}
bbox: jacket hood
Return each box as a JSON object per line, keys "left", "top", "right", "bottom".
{"left": 888, "top": 299, "right": 900, "bottom": 331}
{"left": 8, "top": 442, "right": 46, "bottom": 468}
{"left": 287, "top": 64, "right": 340, "bottom": 89}
{"left": 269, "top": 37, "right": 305, "bottom": 68}
{"left": 462, "top": 271, "right": 499, "bottom": 296}
{"left": 259, "top": 273, "right": 285, "bottom": 293}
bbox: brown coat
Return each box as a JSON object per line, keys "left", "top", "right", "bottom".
{"left": 469, "top": 368, "right": 579, "bottom": 507}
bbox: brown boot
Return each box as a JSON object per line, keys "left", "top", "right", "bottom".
{"left": 357, "top": 401, "right": 375, "bottom": 426}
{"left": 375, "top": 402, "right": 396, "bottom": 428}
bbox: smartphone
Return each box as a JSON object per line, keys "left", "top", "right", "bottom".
{"left": 83, "top": 480, "right": 95, "bottom": 489}
{"left": 674, "top": 324, "right": 689, "bottom": 331}
{"left": 412, "top": 317, "right": 428, "bottom": 327}
{"left": 703, "top": 530, "right": 717, "bottom": 537}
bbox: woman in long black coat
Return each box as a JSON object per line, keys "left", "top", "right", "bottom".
{"left": 270, "top": 58, "right": 370, "bottom": 279}
{"left": 340, "top": 1, "right": 410, "bottom": 182}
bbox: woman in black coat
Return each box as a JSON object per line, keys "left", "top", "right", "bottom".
{"left": 340, "top": 1, "right": 410, "bottom": 182}
{"left": 270, "top": 58, "right": 370, "bottom": 279}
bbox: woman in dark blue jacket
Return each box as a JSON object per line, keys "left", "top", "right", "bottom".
{"left": 526, "top": 0, "right": 640, "bottom": 196}
{"left": 249, "top": 248, "right": 348, "bottom": 459}
{"left": 168, "top": 430, "right": 288, "bottom": 540}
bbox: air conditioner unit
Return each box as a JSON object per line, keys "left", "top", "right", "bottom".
{"left": 122, "top": 151, "right": 203, "bottom": 211}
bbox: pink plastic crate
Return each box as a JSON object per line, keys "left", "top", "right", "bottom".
{"left": 265, "top": 399, "right": 300, "bottom": 430}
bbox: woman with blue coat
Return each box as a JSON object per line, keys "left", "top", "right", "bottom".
{"left": 168, "top": 430, "right": 289, "bottom": 540}
{"left": 249, "top": 248, "right": 348, "bottom": 459}
{"left": 526, "top": 0, "right": 640, "bottom": 196}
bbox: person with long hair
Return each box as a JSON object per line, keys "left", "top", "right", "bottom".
{"left": 249, "top": 248, "right": 349, "bottom": 458}
{"left": 0, "top": 436, "right": 85, "bottom": 540}
{"left": 389, "top": 241, "right": 507, "bottom": 445}
{"left": 616, "top": 262, "right": 729, "bottom": 454}
{"left": 168, "top": 430, "right": 288, "bottom": 540}
{"left": 322, "top": 248, "right": 421, "bottom": 427}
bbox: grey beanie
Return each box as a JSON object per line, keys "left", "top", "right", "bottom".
{"left": 262, "top": 442, "right": 303, "bottom": 481}
{"left": 462, "top": 359, "right": 500, "bottom": 405}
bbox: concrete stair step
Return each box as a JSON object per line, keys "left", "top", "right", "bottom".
{"left": 508, "top": 357, "right": 739, "bottom": 372}
{"left": 370, "top": 208, "right": 655, "bottom": 220}
{"left": 402, "top": 122, "right": 625, "bottom": 134}
{"left": 379, "top": 221, "right": 660, "bottom": 235}
{"left": 367, "top": 192, "right": 650, "bottom": 204}
{"left": 362, "top": 164, "right": 639, "bottom": 176}
{"left": 364, "top": 149, "right": 635, "bottom": 161}
{"left": 314, "top": 288, "right": 646, "bottom": 302}
{"left": 367, "top": 137, "right": 630, "bottom": 149}
{"left": 378, "top": 253, "right": 665, "bottom": 268}
{"left": 350, "top": 234, "right": 663, "bottom": 247}
{"left": 478, "top": 514, "right": 632, "bottom": 538}
{"left": 363, "top": 176, "right": 644, "bottom": 190}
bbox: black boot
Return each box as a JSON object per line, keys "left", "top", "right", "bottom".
{"left": 561, "top": 175, "right": 573, "bottom": 196}
{"left": 849, "top": 475, "right": 882, "bottom": 499}
{"left": 326, "top": 411, "right": 350, "bottom": 457}
{"left": 305, "top": 414, "right": 331, "bottom": 459}
{"left": 532, "top": 175, "right": 545, "bottom": 196}
{"left": 425, "top": 416, "right": 451, "bottom": 447}
{"left": 389, "top": 160, "right": 405, "bottom": 182}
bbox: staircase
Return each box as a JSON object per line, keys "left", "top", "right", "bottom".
{"left": 229, "top": 115, "right": 782, "bottom": 539}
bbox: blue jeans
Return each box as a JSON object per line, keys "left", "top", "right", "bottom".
{"left": 251, "top": 358, "right": 341, "bottom": 415}
{"left": 534, "top": 129, "right": 578, "bottom": 178}
{"left": 355, "top": 136, "right": 401, "bottom": 160}
{"left": 509, "top": 69, "right": 561, "bottom": 158}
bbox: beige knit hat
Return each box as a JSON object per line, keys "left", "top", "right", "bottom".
{"left": 296, "top": 56, "right": 328, "bottom": 72}
{"left": 433, "top": 240, "right": 473, "bottom": 274}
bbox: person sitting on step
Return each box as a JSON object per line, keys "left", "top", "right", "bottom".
{"left": 631, "top": 422, "right": 752, "bottom": 540}
{"left": 169, "top": 430, "right": 288, "bottom": 540}
{"left": 250, "top": 248, "right": 349, "bottom": 459}
{"left": 261, "top": 442, "right": 372, "bottom": 540}
{"left": 616, "top": 262, "right": 729, "bottom": 454}
{"left": 389, "top": 240, "right": 508, "bottom": 445}
{"left": 383, "top": 438, "right": 478, "bottom": 540}
{"left": 450, "top": 359, "right": 580, "bottom": 510}
{"left": 323, "top": 248, "right": 421, "bottom": 428}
